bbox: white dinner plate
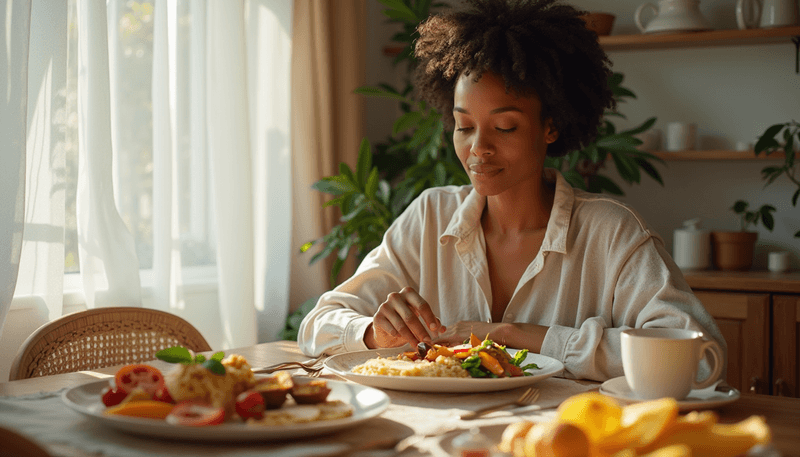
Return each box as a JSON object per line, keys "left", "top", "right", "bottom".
{"left": 599, "top": 376, "right": 741, "bottom": 411}
{"left": 61, "top": 376, "right": 390, "bottom": 441}
{"left": 324, "top": 348, "right": 564, "bottom": 393}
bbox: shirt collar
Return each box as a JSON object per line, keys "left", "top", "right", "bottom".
{"left": 439, "top": 168, "right": 574, "bottom": 254}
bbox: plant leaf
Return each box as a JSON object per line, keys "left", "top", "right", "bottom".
{"left": 732, "top": 200, "right": 749, "bottom": 213}
{"left": 393, "top": 111, "right": 423, "bottom": 136}
{"left": 754, "top": 123, "right": 785, "bottom": 154}
{"left": 365, "top": 168, "right": 380, "bottom": 199}
{"left": 312, "top": 176, "right": 356, "bottom": 196}
{"left": 620, "top": 117, "right": 657, "bottom": 136}
{"left": 354, "top": 85, "right": 410, "bottom": 102}
{"left": 357, "top": 138, "right": 372, "bottom": 187}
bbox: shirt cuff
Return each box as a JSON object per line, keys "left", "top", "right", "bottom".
{"left": 343, "top": 315, "right": 373, "bottom": 352}
{"left": 540, "top": 324, "right": 577, "bottom": 366}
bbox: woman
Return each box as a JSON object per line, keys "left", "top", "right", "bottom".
{"left": 298, "top": 0, "right": 725, "bottom": 381}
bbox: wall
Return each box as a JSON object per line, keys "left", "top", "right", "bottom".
{"left": 363, "top": 0, "right": 800, "bottom": 270}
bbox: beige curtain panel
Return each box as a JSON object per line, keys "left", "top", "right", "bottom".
{"left": 290, "top": 0, "right": 367, "bottom": 309}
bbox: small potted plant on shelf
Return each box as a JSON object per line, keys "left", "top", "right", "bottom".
{"left": 711, "top": 201, "right": 775, "bottom": 271}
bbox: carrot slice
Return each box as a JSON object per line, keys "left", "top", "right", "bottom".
{"left": 104, "top": 400, "right": 175, "bottom": 419}
{"left": 478, "top": 351, "right": 505, "bottom": 377}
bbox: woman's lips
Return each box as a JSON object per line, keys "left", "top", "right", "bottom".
{"left": 468, "top": 163, "right": 502, "bottom": 176}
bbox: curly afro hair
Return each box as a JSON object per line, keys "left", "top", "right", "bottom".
{"left": 413, "top": 0, "right": 615, "bottom": 157}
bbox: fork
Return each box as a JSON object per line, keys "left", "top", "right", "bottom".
{"left": 252, "top": 353, "right": 328, "bottom": 375}
{"left": 460, "top": 387, "right": 541, "bottom": 420}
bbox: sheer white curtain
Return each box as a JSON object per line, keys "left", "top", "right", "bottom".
{"left": 0, "top": 0, "right": 293, "bottom": 381}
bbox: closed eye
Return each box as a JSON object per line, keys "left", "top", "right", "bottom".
{"left": 456, "top": 127, "right": 474, "bottom": 132}
{"left": 497, "top": 127, "right": 517, "bottom": 133}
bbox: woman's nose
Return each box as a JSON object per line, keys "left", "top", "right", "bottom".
{"left": 470, "top": 130, "right": 494, "bottom": 156}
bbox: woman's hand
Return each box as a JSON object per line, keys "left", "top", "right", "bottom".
{"left": 366, "top": 287, "right": 445, "bottom": 348}
{"left": 433, "top": 322, "right": 549, "bottom": 353}
{"left": 433, "top": 321, "right": 500, "bottom": 347}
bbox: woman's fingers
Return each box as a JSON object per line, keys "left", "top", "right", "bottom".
{"left": 373, "top": 287, "right": 441, "bottom": 347}
{"left": 399, "top": 287, "right": 443, "bottom": 335}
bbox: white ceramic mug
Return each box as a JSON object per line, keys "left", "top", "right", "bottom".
{"left": 666, "top": 122, "right": 697, "bottom": 151}
{"left": 621, "top": 328, "right": 724, "bottom": 400}
{"left": 737, "top": 0, "right": 799, "bottom": 29}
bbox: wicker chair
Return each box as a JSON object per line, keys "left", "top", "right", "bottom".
{"left": 9, "top": 307, "right": 212, "bottom": 381}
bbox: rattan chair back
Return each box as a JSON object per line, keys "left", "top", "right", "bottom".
{"left": 9, "top": 307, "right": 212, "bottom": 381}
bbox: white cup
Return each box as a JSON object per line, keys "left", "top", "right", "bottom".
{"left": 768, "top": 251, "right": 790, "bottom": 273}
{"left": 666, "top": 122, "right": 697, "bottom": 151}
{"left": 621, "top": 328, "right": 724, "bottom": 400}
{"left": 760, "top": 0, "right": 799, "bottom": 28}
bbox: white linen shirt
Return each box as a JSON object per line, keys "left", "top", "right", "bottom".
{"left": 298, "top": 169, "right": 726, "bottom": 381}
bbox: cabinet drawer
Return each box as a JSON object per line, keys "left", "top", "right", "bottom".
{"left": 694, "top": 291, "right": 770, "bottom": 394}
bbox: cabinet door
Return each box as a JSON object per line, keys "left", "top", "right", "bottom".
{"left": 694, "top": 291, "right": 770, "bottom": 394}
{"left": 773, "top": 294, "right": 800, "bottom": 398}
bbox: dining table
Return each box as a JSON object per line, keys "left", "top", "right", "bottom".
{"left": 1, "top": 340, "right": 799, "bottom": 457}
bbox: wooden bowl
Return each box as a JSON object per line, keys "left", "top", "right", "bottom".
{"left": 581, "top": 12, "right": 616, "bottom": 36}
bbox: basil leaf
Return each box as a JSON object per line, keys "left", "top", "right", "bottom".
{"left": 156, "top": 346, "right": 193, "bottom": 364}
{"left": 194, "top": 354, "right": 206, "bottom": 363}
{"left": 202, "top": 359, "right": 226, "bottom": 375}
{"left": 210, "top": 351, "right": 225, "bottom": 362}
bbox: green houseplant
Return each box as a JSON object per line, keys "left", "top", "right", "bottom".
{"left": 754, "top": 120, "right": 800, "bottom": 238}
{"left": 302, "top": 0, "right": 665, "bottom": 287}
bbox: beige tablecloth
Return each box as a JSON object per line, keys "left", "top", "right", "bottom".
{"left": 0, "top": 373, "right": 597, "bottom": 457}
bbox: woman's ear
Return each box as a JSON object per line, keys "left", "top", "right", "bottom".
{"left": 545, "top": 118, "right": 559, "bottom": 144}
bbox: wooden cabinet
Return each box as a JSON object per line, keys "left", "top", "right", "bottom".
{"left": 685, "top": 271, "right": 800, "bottom": 397}
{"left": 693, "top": 291, "right": 770, "bottom": 394}
{"left": 773, "top": 294, "right": 800, "bottom": 397}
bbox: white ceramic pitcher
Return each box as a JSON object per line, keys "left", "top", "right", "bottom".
{"left": 635, "top": 0, "right": 711, "bottom": 33}
{"left": 736, "top": 0, "right": 799, "bottom": 29}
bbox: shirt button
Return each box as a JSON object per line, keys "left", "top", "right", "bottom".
{"left": 506, "top": 313, "right": 514, "bottom": 320}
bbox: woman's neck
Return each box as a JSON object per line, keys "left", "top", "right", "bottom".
{"left": 482, "top": 177, "right": 555, "bottom": 234}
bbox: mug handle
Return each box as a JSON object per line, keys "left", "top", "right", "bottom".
{"left": 634, "top": 3, "right": 658, "bottom": 33}
{"left": 692, "top": 340, "right": 724, "bottom": 390}
{"left": 736, "top": 0, "right": 762, "bottom": 30}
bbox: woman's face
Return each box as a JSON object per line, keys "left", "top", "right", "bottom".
{"left": 452, "top": 71, "right": 557, "bottom": 197}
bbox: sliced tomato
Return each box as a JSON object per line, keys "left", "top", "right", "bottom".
{"left": 114, "top": 364, "right": 166, "bottom": 397}
{"left": 153, "top": 385, "right": 174, "bottom": 404}
{"left": 234, "top": 390, "right": 265, "bottom": 420}
{"left": 101, "top": 386, "right": 128, "bottom": 407}
{"left": 166, "top": 401, "right": 225, "bottom": 426}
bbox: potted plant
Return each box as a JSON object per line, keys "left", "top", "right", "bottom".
{"left": 711, "top": 201, "right": 775, "bottom": 271}
{"left": 301, "top": 0, "right": 664, "bottom": 287}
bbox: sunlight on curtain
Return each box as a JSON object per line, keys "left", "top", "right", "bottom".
{"left": 77, "top": 0, "right": 142, "bottom": 309}
{"left": 0, "top": 0, "right": 32, "bottom": 335}
{"left": 0, "top": 0, "right": 294, "bottom": 380}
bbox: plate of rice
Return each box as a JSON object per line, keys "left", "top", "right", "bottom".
{"left": 324, "top": 347, "right": 564, "bottom": 393}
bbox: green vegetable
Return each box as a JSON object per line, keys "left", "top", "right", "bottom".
{"left": 155, "top": 346, "right": 226, "bottom": 375}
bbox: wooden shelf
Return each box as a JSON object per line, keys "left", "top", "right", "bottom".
{"left": 684, "top": 270, "right": 800, "bottom": 294}
{"left": 599, "top": 26, "right": 800, "bottom": 51}
{"left": 651, "top": 150, "right": 786, "bottom": 161}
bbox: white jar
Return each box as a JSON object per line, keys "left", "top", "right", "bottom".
{"left": 673, "top": 218, "right": 711, "bottom": 271}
